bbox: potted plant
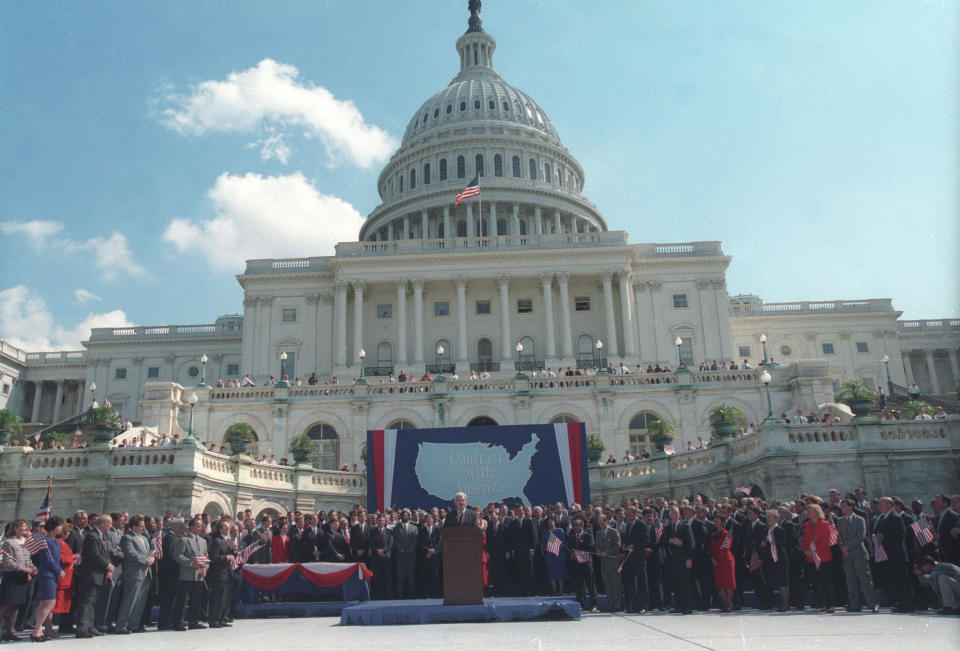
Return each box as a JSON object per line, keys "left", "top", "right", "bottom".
{"left": 647, "top": 419, "right": 675, "bottom": 453}
{"left": 44, "top": 431, "right": 71, "bottom": 448}
{"left": 835, "top": 380, "right": 877, "bottom": 419}
{"left": 87, "top": 406, "right": 120, "bottom": 443}
{"left": 224, "top": 422, "right": 256, "bottom": 455}
{"left": 709, "top": 404, "right": 745, "bottom": 438}
{"left": 585, "top": 433, "right": 605, "bottom": 464}
{"left": 289, "top": 433, "right": 314, "bottom": 464}
{"left": 901, "top": 400, "right": 933, "bottom": 420}
{"left": 0, "top": 409, "right": 23, "bottom": 446}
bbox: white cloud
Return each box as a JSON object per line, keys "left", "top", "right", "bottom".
{"left": 163, "top": 171, "right": 364, "bottom": 271}
{"left": 73, "top": 288, "right": 102, "bottom": 304}
{"left": 0, "top": 285, "right": 133, "bottom": 350}
{"left": 0, "top": 220, "right": 63, "bottom": 248}
{"left": 161, "top": 58, "right": 397, "bottom": 168}
{"left": 2, "top": 222, "right": 146, "bottom": 281}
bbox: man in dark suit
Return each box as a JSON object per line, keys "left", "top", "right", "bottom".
{"left": 643, "top": 508, "right": 665, "bottom": 610}
{"left": 665, "top": 506, "right": 695, "bottom": 614}
{"left": 569, "top": 517, "right": 598, "bottom": 612}
{"left": 369, "top": 515, "right": 393, "bottom": 600}
{"left": 932, "top": 494, "right": 960, "bottom": 564}
{"left": 157, "top": 518, "right": 185, "bottom": 630}
{"left": 743, "top": 507, "right": 773, "bottom": 609}
{"left": 206, "top": 519, "right": 234, "bottom": 628}
{"left": 508, "top": 505, "right": 536, "bottom": 596}
{"left": 76, "top": 515, "right": 115, "bottom": 638}
{"left": 443, "top": 492, "right": 479, "bottom": 527}
{"left": 418, "top": 513, "right": 443, "bottom": 597}
{"left": 393, "top": 509, "right": 418, "bottom": 598}
{"left": 877, "top": 497, "right": 915, "bottom": 612}
{"left": 691, "top": 508, "right": 714, "bottom": 611}
{"left": 620, "top": 506, "right": 650, "bottom": 613}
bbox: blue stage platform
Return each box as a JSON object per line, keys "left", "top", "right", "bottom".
{"left": 339, "top": 597, "right": 581, "bottom": 625}
{"left": 235, "top": 600, "right": 352, "bottom": 619}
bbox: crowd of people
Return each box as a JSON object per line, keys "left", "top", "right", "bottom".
{"left": 0, "top": 485, "right": 958, "bottom": 641}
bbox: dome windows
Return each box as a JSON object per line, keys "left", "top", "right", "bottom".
{"left": 503, "top": 101, "right": 510, "bottom": 111}
{"left": 473, "top": 99, "right": 481, "bottom": 110}
{"left": 544, "top": 164, "right": 551, "bottom": 183}
{"left": 514, "top": 101, "right": 522, "bottom": 113}
{"left": 433, "top": 108, "right": 439, "bottom": 118}
{"left": 424, "top": 163, "right": 431, "bottom": 185}
{"left": 512, "top": 156, "right": 521, "bottom": 178}
{"left": 488, "top": 99, "right": 495, "bottom": 110}
{"left": 494, "top": 154, "right": 503, "bottom": 177}
{"left": 439, "top": 158, "right": 448, "bottom": 181}
{"left": 475, "top": 154, "right": 484, "bottom": 177}
{"left": 410, "top": 168, "right": 416, "bottom": 189}
{"left": 446, "top": 104, "right": 452, "bottom": 114}
{"left": 460, "top": 101, "right": 466, "bottom": 111}
{"left": 529, "top": 158, "right": 537, "bottom": 180}
{"left": 423, "top": 113, "right": 428, "bottom": 124}
{"left": 398, "top": 174, "right": 404, "bottom": 192}
{"left": 456, "top": 155, "right": 466, "bottom": 179}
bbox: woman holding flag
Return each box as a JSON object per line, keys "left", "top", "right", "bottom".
{"left": 762, "top": 509, "right": 790, "bottom": 612}
{"left": 802, "top": 504, "right": 838, "bottom": 612}
{"left": 0, "top": 519, "right": 37, "bottom": 641}
{"left": 541, "top": 516, "right": 567, "bottom": 595}
{"left": 709, "top": 514, "right": 735, "bottom": 612}
{"left": 30, "top": 516, "right": 64, "bottom": 641}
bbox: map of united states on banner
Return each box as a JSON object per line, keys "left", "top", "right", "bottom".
{"left": 367, "top": 423, "right": 589, "bottom": 511}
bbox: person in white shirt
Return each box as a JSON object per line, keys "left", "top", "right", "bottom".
{"left": 915, "top": 411, "right": 933, "bottom": 421}
{"left": 792, "top": 409, "right": 808, "bottom": 424}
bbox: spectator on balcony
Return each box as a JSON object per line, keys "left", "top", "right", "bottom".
{"left": 743, "top": 359, "right": 752, "bottom": 369}
{"left": 158, "top": 433, "right": 172, "bottom": 447}
{"left": 605, "top": 454, "right": 617, "bottom": 465}
{"left": 308, "top": 373, "right": 319, "bottom": 385}
{"left": 699, "top": 361, "right": 708, "bottom": 371}
{"left": 934, "top": 406, "right": 947, "bottom": 420}
{"left": 909, "top": 383, "right": 921, "bottom": 400}
{"left": 102, "top": 397, "right": 111, "bottom": 408}
{"left": 686, "top": 441, "right": 694, "bottom": 452}
{"left": 263, "top": 375, "right": 276, "bottom": 387}
{"left": 215, "top": 379, "right": 224, "bottom": 388}
{"left": 241, "top": 375, "right": 255, "bottom": 387}
{"left": 90, "top": 396, "right": 99, "bottom": 409}
{"left": 877, "top": 387, "right": 886, "bottom": 410}
{"left": 294, "top": 377, "right": 302, "bottom": 386}
{"left": 915, "top": 410, "right": 933, "bottom": 421}
{"left": 640, "top": 448, "right": 650, "bottom": 459}
{"left": 172, "top": 434, "right": 181, "bottom": 445}
{"left": 420, "top": 371, "right": 432, "bottom": 382}
{"left": 792, "top": 410, "right": 808, "bottom": 425}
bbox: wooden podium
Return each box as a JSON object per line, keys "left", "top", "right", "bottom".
{"left": 441, "top": 526, "right": 484, "bottom": 605}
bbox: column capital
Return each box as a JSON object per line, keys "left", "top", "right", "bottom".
{"left": 351, "top": 280, "right": 366, "bottom": 292}
{"left": 395, "top": 278, "right": 408, "bottom": 291}
{"left": 319, "top": 292, "right": 335, "bottom": 306}
{"left": 497, "top": 273, "right": 510, "bottom": 287}
{"left": 647, "top": 281, "right": 662, "bottom": 292}
{"left": 556, "top": 271, "right": 570, "bottom": 284}
{"left": 616, "top": 270, "right": 633, "bottom": 284}
{"left": 696, "top": 279, "right": 711, "bottom": 289}
{"left": 242, "top": 297, "right": 257, "bottom": 308}
{"left": 454, "top": 275, "right": 468, "bottom": 289}
{"left": 410, "top": 278, "right": 425, "bottom": 290}
{"left": 539, "top": 272, "right": 554, "bottom": 286}
{"left": 599, "top": 270, "right": 615, "bottom": 284}
{"left": 132, "top": 356, "right": 143, "bottom": 366}
{"left": 305, "top": 295, "right": 321, "bottom": 305}
{"left": 334, "top": 279, "right": 349, "bottom": 292}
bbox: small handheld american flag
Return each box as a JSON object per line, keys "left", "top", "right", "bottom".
{"left": 809, "top": 540, "right": 820, "bottom": 570}
{"left": 720, "top": 531, "right": 732, "bottom": 550}
{"left": 23, "top": 531, "right": 49, "bottom": 556}
{"left": 150, "top": 532, "right": 163, "bottom": 559}
{"left": 573, "top": 549, "right": 592, "bottom": 564}
{"left": 546, "top": 533, "right": 562, "bottom": 557}
{"left": 748, "top": 550, "right": 762, "bottom": 571}
{"left": 232, "top": 541, "right": 262, "bottom": 569}
{"left": 663, "top": 445, "right": 675, "bottom": 456}
{"left": 873, "top": 534, "right": 888, "bottom": 562}
{"left": 827, "top": 522, "right": 839, "bottom": 547}
{"left": 654, "top": 523, "right": 664, "bottom": 543}
{"left": 767, "top": 529, "right": 778, "bottom": 563}
{"left": 910, "top": 520, "right": 934, "bottom": 547}
{"left": 34, "top": 483, "right": 52, "bottom": 524}
{"left": 194, "top": 554, "right": 210, "bottom": 566}
{"left": 735, "top": 487, "right": 751, "bottom": 496}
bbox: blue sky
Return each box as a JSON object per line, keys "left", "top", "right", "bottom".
{"left": 1, "top": 1, "right": 957, "bottom": 350}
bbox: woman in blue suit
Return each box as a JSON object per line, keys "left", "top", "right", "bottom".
{"left": 30, "top": 516, "right": 63, "bottom": 642}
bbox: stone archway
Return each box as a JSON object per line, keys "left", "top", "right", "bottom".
{"left": 466, "top": 416, "right": 498, "bottom": 427}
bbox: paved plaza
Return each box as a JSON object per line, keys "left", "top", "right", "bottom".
{"left": 18, "top": 611, "right": 959, "bottom": 650}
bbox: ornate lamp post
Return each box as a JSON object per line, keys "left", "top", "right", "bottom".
{"left": 759, "top": 333, "right": 768, "bottom": 365}
{"left": 760, "top": 369, "right": 777, "bottom": 423}
{"left": 357, "top": 348, "right": 367, "bottom": 384}
{"left": 675, "top": 336, "right": 684, "bottom": 368}
{"left": 88, "top": 382, "right": 96, "bottom": 409}
{"left": 183, "top": 391, "right": 199, "bottom": 447}
{"left": 882, "top": 354, "right": 892, "bottom": 395}
{"left": 596, "top": 339, "right": 604, "bottom": 373}
{"left": 277, "top": 352, "right": 289, "bottom": 387}
{"left": 199, "top": 353, "right": 209, "bottom": 388}
{"left": 436, "top": 344, "right": 447, "bottom": 381}
{"left": 515, "top": 342, "right": 526, "bottom": 379}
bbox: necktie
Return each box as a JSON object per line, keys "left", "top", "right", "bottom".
{"left": 458, "top": 512, "right": 463, "bottom": 526}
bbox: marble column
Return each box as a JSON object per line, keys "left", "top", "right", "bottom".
{"left": 554, "top": 209, "right": 562, "bottom": 234}
{"left": 557, "top": 272, "right": 573, "bottom": 359}
{"left": 334, "top": 280, "right": 348, "bottom": 367}
{"left": 534, "top": 205, "right": 543, "bottom": 235}
{"left": 696, "top": 280, "right": 711, "bottom": 361}
{"left": 617, "top": 272, "right": 636, "bottom": 356}
{"left": 395, "top": 279, "right": 408, "bottom": 364}
{"left": 421, "top": 210, "right": 429, "bottom": 240}
{"left": 455, "top": 277, "right": 468, "bottom": 363}
{"left": 901, "top": 351, "right": 915, "bottom": 385}
{"left": 924, "top": 349, "right": 940, "bottom": 393}
{"left": 352, "top": 281, "right": 365, "bottom": 365}
{"left": 52, "top": 380, "right": 64, "bottom": 424}
{"left": 512, "top": 203, "right": 520, "bottom": 236}
{"left": 443, "top": 206, "right": 450, "bottom": 239}
{"left": 949, "top": 350, "right": 960, "bottom": 386}
{"left": 402, "top": 215, "right": 410, "bottom": 240}
{"left": 467, "top": 205, "right": 475, "bottom": 237}
{"left": 488, "top": 201, "right": 497, "bottom": 238}
{"left": 541, "top": 273, "right": 557, "bottom": 359}
{"left": 648, "top": 282, "right": 663, "bottom": 362}
{"left": 412, "top": 279, "right": 425, "bottom": 364}
{"left": 498, "top": 274, "right": 512, "bottom": 360}
{"left": 600, "top": 271, "right": 619, "bottom": 358}
{"left": 31, "top": 381, "right": 43, "bottom": 423}
{"left": 74, "top": 381, "right": 85, "bottom": 414}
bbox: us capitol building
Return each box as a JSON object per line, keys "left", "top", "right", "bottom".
{"left": 1, "top": 5, "right": 958, "bottom": 519}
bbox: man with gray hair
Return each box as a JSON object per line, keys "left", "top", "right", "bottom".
{"left": 444, "top": 492, "right": 478, "bottom": 527}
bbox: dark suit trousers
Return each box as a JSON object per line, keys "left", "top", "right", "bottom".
{"left": 646, "top": 559, "right": 664, "bottom": 609}
{"left": 157, "top": 571, "right": 177, "bottom": 628}
{"left": 516, "top": 553, "right": 534, "bottom": 595}
{"left": 573, "top": 562, "right": 597, "bottom": 609}
{"left": 75, "top": 581, "right": 101, "bottom": 635}
{"left": 207, "top": 576, "right": 230, "bottom": 625}
{"left": 172, "top": 580, "right": 203, "bottom": 626}
{"left": 670, "top": 562, "right": 693, "bottom": 612}
{"left": 694, "top": 556, "right": 714, "bottom": 609}
{"left": 622, "top": 559, "right": 649, "bottom": 611}
{"left": 371, "top": 556, "right": 393, "bottom": 600}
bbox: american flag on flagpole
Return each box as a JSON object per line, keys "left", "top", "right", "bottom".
{"left": 454, "top": 176, "right": 480, "bottom": 206}
{"left": 735, "top": 487, "right": 752, "bottom": 496}
{"left": 872, "top": 534, "right": 888, "bottom": 562}
{"left": 23, "top": 531, "right": 49, "bottom": 556}
{"left": 546, "top": 533, "right": 562, "bottom": 556}
{"left": 720, "top": 531, "right": 732, "bottom": 550}
{"left": 573, "top": 549, "right": 592, "bottom": 564}
{"left": 910, "top": 520, "right": 934, "bottom": 546}
{"left": 34, "top": 487, "right": 52, "bottom": 524}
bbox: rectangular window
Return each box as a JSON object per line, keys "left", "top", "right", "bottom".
{"left": 147, "top": 366, "right": 160, "bottom": 379}
{"left": 281, "top": 352, "right": 295, "bottom": 379}
{"left": 738, "top": 345, "right": 751, "bottom": 359}
{"left": 115, "top": 368, "right": 127, "bottom": 380}
{"left": 822, "top": 343, "right": 835, "bottom": 355}
{"left": 282, "top": 308, "right": 297, "bottom": 322}
{"left": 517, "top": 298, "right": 533, "bottom": 314}
{"left": 2, "top": 383, "right": 10, "bottom": 396}
{"left": 678, "top": 337, "right": 694, "bottom": 366}
{"left": 377, "top": 304, "right": 393, "bottom": 319}
{"left": 673, "top": 293, "right": 688, "bottom": 308}
{"left": 476, "top": 300, "right": 491, "bottom": 315}
{"left": 434, "top": 301, "right": 449, "bottom": 316}
{"left": 226, "top": 363, "right": 240, "bottom": 376}
{"left": 856, "top": 341, "right": 869, "bottom": 353}
{"left": 575, "top": 296, "right": 591, "bottom": 311}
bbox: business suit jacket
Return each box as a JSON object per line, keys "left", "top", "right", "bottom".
{"left": 595, "top": 525, "right": 622, "bottom": 569}
{"left": 509, "top": 516, "right": 536, "bottom": 556}
{"left": 443, "top": 509, "right": 479, "bottom": 528}
{"left": 78, "top": 530, "right": 112, "bottom": 587}
{"left": 743, "top": 519, "right": 769, "bottom": 561}
{"left": 368, "top": 527, "right": 393, "bottom": 559}
{"left": 120, "top": 531, "right": 152, "bottom": 581}
{"left": 173, "top": 533, "right": 208, "bottom": 582}
{"left": 838, "top": 514, "right": 868, "bottom": 558}
{"left": 877, "top": 511, "right": 908, "bottom": 563}
{"left": 934, "top": 509, "right": 960, "bottom": 563}
{"left": 663, "top": 520, "right": 694, "bottom": 567}
{"left": 569, "top": 529, "right": 596, "bottom": 556}
{"left": 392, "top": 522, "right": 418, "bottom": 558}
{"left": 621, "top": 518, "right": 649, "bottom": 568}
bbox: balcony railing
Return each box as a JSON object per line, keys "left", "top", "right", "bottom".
{"left": 730, "top": 298, "right": 895, "bottom": 316}
{"left": 361, "top": 365, "right": 394, "bottom": 377}
{"left": 88, "top": 322, "right": 242, "bottom": 342}
{"left": 470, "top": 362, "right": 501, "bottom": 373}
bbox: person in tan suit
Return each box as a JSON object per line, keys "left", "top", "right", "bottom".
{"left": 596, "top": 514, "right": 623, "bottom": 612}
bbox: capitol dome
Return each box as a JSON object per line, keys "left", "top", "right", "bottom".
{"left": 359, "top": 4, "right": 606, "bottom": 243}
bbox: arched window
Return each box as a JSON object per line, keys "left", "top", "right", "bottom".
{"left": 446, "top": 104, "right": 452, "bottom": 114}
{"left": 398, "top": 174, "right": 403, "bottom": 192}
{"left": 517, "top": 336, "right": 535, "bottom": 369}
{"left": 529, "top": 158, "right": 537, "bottom": 180}
{"left": 577, "top": 335, "right": 595, "bottom": 367}
{"left": 496, "top": 218, "right": 507, "bottom": 235}
{"left": 387, "top": 419, "right": 417, "bottom": 430}
{"left": 457, "top": 155, "right": 466, "bottom": 179}
{"left": 376, "top": 342, "right": 393, "bottom": 372}
{"left": 544, "top": 164, "right": 551, "bottom": 183}
{"left": 424, "top": 163, "right": 431, "bottom": 185}
{"left": 512, "top": 156, "right": 521, "bottom": 178}
{"left": 494, "top": 154, "right": 503, "bottom": 177}
{"left": 475, "top": 154, "right": 484, "bottom": 177}
{"left": 467, "top": 416, "right": 498, "bottom": 427}
{"left": 550, "top": 414, "right": 578, "bottom": 424}
{"left": 456, "top": 219, "right": 467, "bottom": 237}
{"left": 439, "top": 158, "right": 447, "bottom": 181}
{"left": 306, "top": 423, "right": 339, "bottom": 470}
{"left": 409, "top": 168, "right": 416, "bottom": 189}
{"left": 628, "top": 411, "right": 660, "bottom": 455}
{"left": 477, "top": 338, "right": 493, "bottom": 363}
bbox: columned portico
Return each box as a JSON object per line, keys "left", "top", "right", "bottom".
{"left": 455, "top": 276, "right": 468, "bottom": 364}
{"left": 31, "top": 381, "right": 43, "bottom": 423}
{"left": 498, "top": 275, "right": 512, "bottom": 361}
{"left": 52, "top": 380, "right": 64, "bottom": 424}
{"left": 412, "top": 279, "right": 425, "bottom": 364}
{"left": 352, "top": 281, "right": 365, "bottom": 365}
{"left": 396, "top": 279, "right": 408, "bottom": 364}
{"left": 924, "top": 349, "right": 940, "bottom": 393}
{"left": 557, "top": 272, "right": 573, "bottom": 359}
{"left": 600, "top": 271, "right": 619, "bottom": 358}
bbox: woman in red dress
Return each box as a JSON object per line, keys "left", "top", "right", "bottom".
{"left": 52, "top": 524, "right": 75, "bottom": 622}
{"left": 802, "top": 504, "right": 836, "bottom": 612}
{"left": 270, "top": 523, "right": 290, "bottom": 563}
{"left": 709, "top": 514, "right": 735, "bottom": 612}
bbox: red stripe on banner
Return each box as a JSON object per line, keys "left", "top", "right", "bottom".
{"left": 299, "top": 562, "right": 373, "bottom": 587}
{"left": 566, "top": 422, "right": 583, "bottom": 504}
{"left": 241, "top": 564, "right": 298, "bottom": 590}
{"left": 371, "top": 430, "right": 385, "bottom": 512}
